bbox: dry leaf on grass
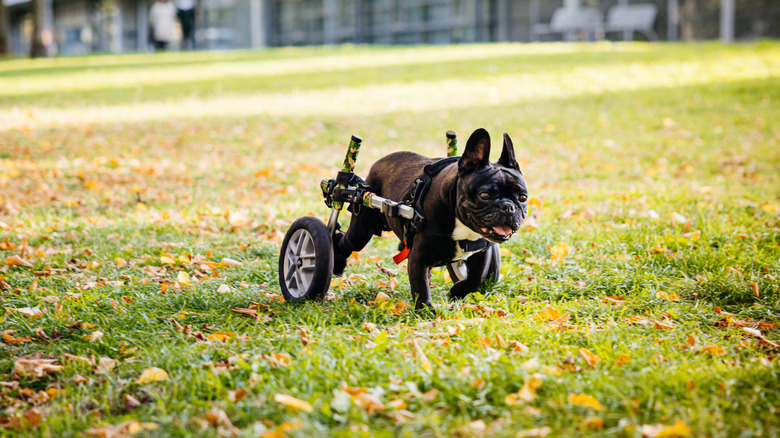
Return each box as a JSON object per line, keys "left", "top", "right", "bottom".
{"left": 532, "top": 305, "right": 561, "bottom": 321}
{"left": 505, "top": 374, "right": 543, "bottom": 405}
{"left": 515, "top": 426, "right": 552, "bottom": 438}
{"left": 274, "top": 394, "right": 313, "bottom": 412}
{"left": 579, "top": 416, "right": 605, "bottom": 429}
{"left": 613, "top": 355, "right": 631, "bottom": 367}
{"left": 136, "top": 367, "right": 169, "bottom": 384}
{"left": 219, "top": 257, "right": 243, "bottom": 267}
{"left": 204, "top": 408, "right": 240, "bottom": 435}
{"left": 0, "top": 407, "right": 42, "bottom": 430}
{"left": 579, "top": 348, "right": 601, "bottom": 367}
{"left": 640, "top": 420, "right": 691, "bottom": 438}
{"left": 3, "top": 330, "right": 34, "bottom": 345}
{"left": 568, "top": 393, "right": 606, "bottom": 411}
{"left": 13, "top": 356, "right": 63, "bottom": 379}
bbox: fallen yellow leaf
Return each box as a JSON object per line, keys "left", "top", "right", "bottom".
{"left": 82, "top": 331, "right": 104, "bottom": 342}
{"left": 648, "top": 419, "right": 692, "bottom": 438}
{"left": 208, "top": 332, "right": 238, "bottom": 342}
{"left": 354, "top": 392, "right": 384, "bottom": 415}
{"left": 701, "top": 344, "right": 725, "bottom": 355}
{"left": 506, "top": 373, "right": 544, "bottom": 405}
{"left": 5, "top": 255, "right": 33, "bottom": 268}
{"left": 13, "top": 357, "right": 63, "bottom": 379}
{"left": 274, "top": 394, "right": 313, "bottom": 412}
{"left": 579, "top": 348, "right": 601, "bottom": 367}
{"left": 613, "top": 355, "right": 631, "bottom": 367}
{"left": 656, "top": 291, "right": 680, "bottom": 301}
{"left": 568, "top": 393, "right": 605, "bottom": 411}
{"left": 515, "top": 426, "right": 552, "bottom": 437}
{"left": 385, "top": 300, "right": 411, "bottom": 315}
{"left": 579, "top": 416, "right": 605, "bottom": 429}
{"left": 136, "top": 367, "right": 169, "bottom": 384}
{"left": 750, "top": 282, "right": 759, "bottom": 298}
{"left": 14, "top": 306, "right": 44, "bottom": 318}
{"left": 653, "top": 320, "right": 676, "bottom": 331}
{"left": 261, "top": 420, "right": 301, "bottom": 438}
{"left": 548, "top": 242, "right": 572, "bottom": 261}
{"left": 177, "top": 271, "right": 191, "bottom": 285}
{"left": 532, "top": 305, "right": 561, "bottom": 321}
{"left": 219, "top": 257, "right": 243, "bottom": 267}
{"left": 760, "top": 203, "right": 778, "bottom": 215}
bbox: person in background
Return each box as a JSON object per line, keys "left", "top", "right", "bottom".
{"left": 177, "top": 0, "right": 196, "bottom": 50}
{"left": 149, "top": 0, "right": 177, "bottom": 51}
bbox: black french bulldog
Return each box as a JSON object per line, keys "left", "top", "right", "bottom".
{"left": 333, "top": 128, "right": 528, "bottom": 311}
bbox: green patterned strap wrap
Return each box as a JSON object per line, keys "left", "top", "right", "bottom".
{"left": 333, "top": 135, "right": 363, "bottom": 210}
{"left": 446, "top": 130, "right": 458, "bottom": 157}
{"left": 341, "top": 135, "right": 363, "bottom": 173}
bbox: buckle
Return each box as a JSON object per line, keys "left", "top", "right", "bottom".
{"left": 411, "top": 213, "right": 425, "bottom": 232}
{"left": 410, "top": 178, "right": 424, "bottom": 199}
{"left": 381, "top": 200, "right": 399, "bottom": 217}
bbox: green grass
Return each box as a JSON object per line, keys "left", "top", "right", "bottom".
{"left": 1, "top": 41, "right": 779, "bottom": 437}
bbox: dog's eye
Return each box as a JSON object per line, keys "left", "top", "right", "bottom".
{"left": 479, "top": 192, "right": 492, "bottom": 200}
{"left": 519, "top": 194, "right": 528, "bottom": 203}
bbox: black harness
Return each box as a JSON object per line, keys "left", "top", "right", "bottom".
{"left": 395, "top": 157, "right": 489, "bottom": 262}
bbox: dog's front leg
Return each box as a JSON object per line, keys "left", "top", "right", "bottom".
{"left": 407, "top": 248, "right": 434, "bottom": 312}
{"left": 449, "top": 249, "right": 488, "bottom": 299}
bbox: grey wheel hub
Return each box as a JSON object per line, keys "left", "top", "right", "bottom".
{"left": 451, "top": 260, "right": 468, "bottom": 282}
{"left": 283, "top": 228, "right": 317, "bottom": 298}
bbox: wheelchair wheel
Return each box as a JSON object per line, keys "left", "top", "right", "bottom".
{"left": 446, "top": 243, "right": 501, "bottom": 285}
{"left": 279, "top": 216, "right": 333, "bottom": 302}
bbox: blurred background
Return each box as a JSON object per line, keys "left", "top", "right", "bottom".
{"left": 1, "top": 0, "right": 778, "bottom": 57}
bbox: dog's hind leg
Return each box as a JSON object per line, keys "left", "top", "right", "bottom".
{"left": 332, "top": 210, "right": 384, "bottom": 275}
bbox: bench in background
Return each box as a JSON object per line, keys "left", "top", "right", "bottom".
{"left": 603, "top": 3, "right": 659, "bottom": 41}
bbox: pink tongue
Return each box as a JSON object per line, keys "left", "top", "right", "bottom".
{"left": 492, "top": 225, "right": 513, "bottom": 236}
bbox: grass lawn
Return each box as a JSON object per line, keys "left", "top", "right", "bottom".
{"left": 1, "top": 41, "right": 779, "bottom": 437}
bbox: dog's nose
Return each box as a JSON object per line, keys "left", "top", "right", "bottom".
{"left": 501, "top": 203, "right": 515, "bottom": 214}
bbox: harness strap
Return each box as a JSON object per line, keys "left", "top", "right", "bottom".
{"left": 459, "top": 239, "right": 490, "bottom": 252}
{"left": 392, "top": 157, "right": 489, "bottom": 264}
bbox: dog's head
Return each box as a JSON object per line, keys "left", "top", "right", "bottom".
{"left": 455, "top": 128, "right": 528, "bottom": 244}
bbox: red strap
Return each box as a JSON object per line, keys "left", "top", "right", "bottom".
{"left": 393, "top": 240, "right": 410, "bottom": 264}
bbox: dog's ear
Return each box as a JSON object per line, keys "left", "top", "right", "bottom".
{"left": 498, "top": 132, "right": 520, "bottom": 171}
{"left": 459, "top": 128, "right": 491, "bottom": 173}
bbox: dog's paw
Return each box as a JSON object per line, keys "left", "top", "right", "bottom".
{"left": 413, "top": 300, "right": 437, "bottom": 318}
{"left": 448, "top": 282, "right": 473, "bottom": 300}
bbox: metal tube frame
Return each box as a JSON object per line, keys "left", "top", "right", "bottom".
{"left": 323, "top": 131, "right": 458, "bottom": 238}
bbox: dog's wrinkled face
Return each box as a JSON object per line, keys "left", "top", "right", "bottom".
{"left": 455, "top": 129, "right": 528, "bottom": 244}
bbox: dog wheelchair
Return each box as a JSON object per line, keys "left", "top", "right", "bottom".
{"left": 278, "top": 132, "right": 501, "bottom": 303}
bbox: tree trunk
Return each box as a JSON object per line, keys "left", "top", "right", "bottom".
{"left": 0, "top": 0, "right": 11, "bottom": 55}
{"left": 30, "top": 0, "right": 48, "bottom": 57}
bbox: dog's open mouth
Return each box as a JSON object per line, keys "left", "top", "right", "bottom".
{"left": 480, "top": 224, "right": 515, "bottom": 242}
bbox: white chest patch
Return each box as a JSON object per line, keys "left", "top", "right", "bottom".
{"left": 451, "top": 219, "right": 483, "bottom": 261}
{"left": 452, "top": 219, "right": 482, "bottom": 241}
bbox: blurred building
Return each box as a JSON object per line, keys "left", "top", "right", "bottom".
{"left": 3, "top": 0, "right": 779, "bottom": 55}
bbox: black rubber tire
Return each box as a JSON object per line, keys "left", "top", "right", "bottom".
{"left": 446, "top": 243, "right": 501, "bottom": 285}
{"left": 279, "top": 216, "right": 333, "bottom": 303}
{"left": 485, "top": 243, "right": 501, "bottom": 284}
